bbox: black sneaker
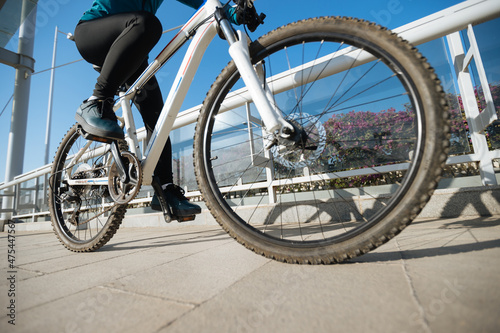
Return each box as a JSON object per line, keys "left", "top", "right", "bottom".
{"left": 75, "top": 99, "right": 124, "bottom": 141}
{"left": 151, "top": 184, "right": 201, "bottom": 217}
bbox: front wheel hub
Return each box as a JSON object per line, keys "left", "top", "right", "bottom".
{"left": 265, "top": 113, "right": 326, "bottom": 169}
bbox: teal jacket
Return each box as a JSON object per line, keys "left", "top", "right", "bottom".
{"left": 80, "top": 0, "right": 205, "bottom": 21}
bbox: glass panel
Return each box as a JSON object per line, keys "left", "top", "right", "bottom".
{"left": 208, "top": 104, "right": 269, "bottom": 188}
{"left": 171, "top": 123, "right": 197, "bottom": 190}
{"left": 419, "top": 38, "right": 471, "bottom": 155}
{"left": 266, "top": 60, "right": 417, "bottom": 181}
{"left": 37, "top": 175, "right": 48, "bottom": 212}
{"left": 17, "top": 179, "right": 36, "bottom": 215}
{"left": 469, "top": 19, "right": 500, "bottom": 149}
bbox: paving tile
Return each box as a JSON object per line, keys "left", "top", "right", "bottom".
{"left": 0, "top": 286, "right": 194, "bottom": 333}
{"left": 160, "top": 261, "right": 418, "bottom": 333}
{"left": 108, "top": 241, "right": 269, "bottom": 305}
{"left": 15, "top": 249, "right": 188, "bottom": 311}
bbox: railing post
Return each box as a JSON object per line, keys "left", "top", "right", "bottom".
{"left": 2, "top": 0, "right": 38, "bottom": 221}
{"left": 446, "top": 31, "right": 497, "bottom": 186}
{"left": 33, "top": 176, "right": 40, "bottom": 222}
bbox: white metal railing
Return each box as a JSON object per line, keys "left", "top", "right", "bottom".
{"left": 447, "top": 26, "right": 498, "bottom": 185}
{"left": 1, "top": 0, "right": 499, "bottom": 222}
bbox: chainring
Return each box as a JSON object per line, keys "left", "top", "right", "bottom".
{"left": 108, "top": 151, "right": 142, "bottom": 205}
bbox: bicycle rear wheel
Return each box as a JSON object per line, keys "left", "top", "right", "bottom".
{"left": 194, "top": 17, "right": 449, "bottom": 263}
{"left": 48, "top": 125, "right": 128, "bottom": 252}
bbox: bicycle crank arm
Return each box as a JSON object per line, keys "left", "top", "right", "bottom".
{"left": 110, "top": 141, "right": 130, "bottom": 184}
{"left": 151, "top": 176, "right": 174, "bottom": 223}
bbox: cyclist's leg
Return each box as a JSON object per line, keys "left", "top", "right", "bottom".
{"left": 73, "top": 11, "right": 162, "bottom": 139}
{"left": 74, "top": 11, "right": 162, "bottom": 99}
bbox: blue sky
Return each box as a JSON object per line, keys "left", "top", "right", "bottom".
{"left": 0, "top": 0, "right": 467, "bottom": 182}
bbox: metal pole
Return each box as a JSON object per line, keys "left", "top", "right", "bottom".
{"left": 1, "top": 0, "right": 37, "bottom": 222}
{"left": 44, "top": 26, "right": 58, "bottom": 165}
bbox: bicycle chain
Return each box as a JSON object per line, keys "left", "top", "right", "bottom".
{"left": 71, "top": 152, "right": 141, "bottom": 226}
{"left": 68, "top": 166, "right": 124, "bottom": 226}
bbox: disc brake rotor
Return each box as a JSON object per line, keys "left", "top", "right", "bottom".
{"left": 266, "top": 113, "right": 326, "bottom": 169}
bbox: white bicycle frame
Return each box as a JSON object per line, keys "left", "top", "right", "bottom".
{"left": 97, "top": 0, "right": 288, "bottom": 187}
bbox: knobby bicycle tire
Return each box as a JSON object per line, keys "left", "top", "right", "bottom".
{"left": 194, "top": 17, "right": 450, "bottom": 264}
{"left": 48, "top": 124, "right": 128, "bottom": 252}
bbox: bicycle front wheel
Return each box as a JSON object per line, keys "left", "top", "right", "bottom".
{"left": 194, "top": 17, "right": 449, "bottom": 264}
{"left": 48, "top": 125, "right": 128, "bottom": 252}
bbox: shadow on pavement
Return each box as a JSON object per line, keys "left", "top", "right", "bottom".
{"left": 100, "top": 227, "right": 229, "bottom": 252}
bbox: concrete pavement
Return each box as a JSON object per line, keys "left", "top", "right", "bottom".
{"left": 1, "top": 215, "right": 499, "bottom": 333}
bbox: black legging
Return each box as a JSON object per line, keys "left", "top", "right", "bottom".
{"left": 74, "top": 11, "right": 173, "bottom": 184}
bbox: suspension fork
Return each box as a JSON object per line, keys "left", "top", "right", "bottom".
{"left": 215, "top": 9, "right": 293, "bottom": 136}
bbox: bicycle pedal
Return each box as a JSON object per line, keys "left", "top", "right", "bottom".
{"left": 78, "top": 125, "right": 114, "bottom": 144}
{"left": 176, "top": 215, "right": 196, "bottom": 223}
{"left": 162, "top": 213, "right": 196, "bottom": 223}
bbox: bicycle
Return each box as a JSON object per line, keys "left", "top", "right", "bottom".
{"left": 48, "top": 0, "right": 450, "bottom": 264}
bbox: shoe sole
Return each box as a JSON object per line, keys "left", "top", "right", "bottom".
{"left": 75, "top": 113, "right": 124, "bottom": 141}
{"left": 151, "top": 201, "right": 201, "bottom": 216}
